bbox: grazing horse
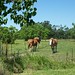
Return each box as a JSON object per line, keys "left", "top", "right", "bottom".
{"left": 49, "top": 38, "right": 58, "bottom": 53}
{"left": 27, "top": 38, "right": 38, "bottom": 51}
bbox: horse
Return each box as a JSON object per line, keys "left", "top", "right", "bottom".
{"left": 49, "top": 38, "right": 58, "bottom": 53}
{"left": 27, "top": 38, "right": 38, "bottom": 51}
{"left": 27, "top": 37, "right": 41, "bottom": 51}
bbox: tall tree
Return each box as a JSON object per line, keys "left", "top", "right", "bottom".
{"left": 69, "top": 23, "right": 75, "bottom": 39}
{"left": 0, "top": 0, "right": 37, "bottom": 26}
{"left": 19, "top": 23, "right": 50, "bottom": 40}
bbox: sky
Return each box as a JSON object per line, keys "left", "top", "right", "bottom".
{"left": 5, "top": 0, "right": 75, "bottom": 29}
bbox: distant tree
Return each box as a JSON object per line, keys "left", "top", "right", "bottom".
{"left": 41, "top": 21, "right": 52, "bottom": 30}
{"left": 63, "top": 26, "right": 69, "bottom": 39}
{"left": 68, "top": 23, "right": 75, "bottom": 39}
{"left": 57, "top": 25, "right": 65, "bottom": 39}
{"left": 51, "top": 25, "right": 70, "bottom": 39}
{"left": 40, "top": 21, "right": 53, "bottom": 38}
{"left": 72, "top": 23, "right": 75, "bottom": 28}
{"left": 19, "top": 23, "right": 50, "bottom": 40}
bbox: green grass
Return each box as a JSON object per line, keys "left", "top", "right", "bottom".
{"left": 1, "top": 39, "right": 75, "bottom": 75}
{"left": 13, "top": 69, "right": 75, "bottom": 75}
{"left": 32, "top": 69, "right": 75, "bottom": 75}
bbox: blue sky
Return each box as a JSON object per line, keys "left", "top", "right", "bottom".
{"left": 5, "top": 0, "right": 75, "bottom": 29}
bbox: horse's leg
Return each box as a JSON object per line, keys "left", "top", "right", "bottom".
{"left": 33, "top": 43, "right": 37, "bottom": 52}
{"left": 56, "top": 45, "right": 57, "bottom": 52}
{"left": 28, "top": 43, "right": 33, "bottom": 52}
{"left": 36, "top": 43, "right": 37, "bottom": 51}
{"left": 51, "top": 46, "right": 55, "bottom": 53}
{"left": 28, "top": 44, "right": 31, "bottom": 52}
{"left": 36, "top": 43, "right": 37, "bottom": 48}
{"left": 54, "top": 45, "right": 57, "bottom": 53}
{"left": 37, "top": 43, "right": 38, "bottom": 48}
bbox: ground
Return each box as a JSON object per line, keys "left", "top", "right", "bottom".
{"left": 1, "top": 39, "right": 75, "bottom": 75}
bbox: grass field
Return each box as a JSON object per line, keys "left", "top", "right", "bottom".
{"left": 1, "top": 39, "right": 75, "bottom": 75}
{"left": 13, "top": 68, "right": 75, "bottom": 75}
{"left": 8, "top": 39, "right": 75, "bottom": 62}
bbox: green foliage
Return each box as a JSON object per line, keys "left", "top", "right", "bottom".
{"left": 0, "top": 0, "right": 37, "bottom": 26}
{"left": 0, "top": 16, "right": 8, "bottom": 25}
{"left": 68, "top": 23, "right": 75, "bottom": 39}
{"left": 17, "top": 21, "right": 75, "bottom": 39}
{"left": 15, "top": 55, "right": 24, "bottom": 70}
{"left": 19, "top": 23, "right": 50, "bottom": 40}
{"left": 3, "top": 53, "right": 24, "bottom": 73}
{"left": 0, "top": 26, "right": 18, "bottom": 44}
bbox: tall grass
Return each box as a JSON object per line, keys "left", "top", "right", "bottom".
{"left": 22, "top": 53, "right": 75, "bottom": 70}
{"left": 1, "top": 39, "right": 75, "bottom": 75}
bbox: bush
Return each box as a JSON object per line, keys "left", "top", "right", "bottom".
{"left": 3, "top": 53, "right": 24, "bottom": 73}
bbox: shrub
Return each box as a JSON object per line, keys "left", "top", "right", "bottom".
{"left": 3, "top": 53, "right": 24, "bottom": 73}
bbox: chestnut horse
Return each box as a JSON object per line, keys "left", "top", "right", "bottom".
{"left": 49, "top": 38, "right": 58, "bottom": 53}
{"left": 27, "top": 37, "right": 41, "bottom": 51}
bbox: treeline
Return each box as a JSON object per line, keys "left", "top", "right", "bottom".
{"left": 0, "top": 21, "right": 75, "bottom": 43}
{"left": 18, "top": 21, "right": 75, "bottom": 40}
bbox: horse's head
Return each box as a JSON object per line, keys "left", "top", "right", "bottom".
{"left": 49, "top": 38, "right": 53, "bottom": 46}
{"left": 34, "top": 37, "right": 41, "bottom": 43}
{"left": 49, "top": 38, "right": 58, "bottom": 46}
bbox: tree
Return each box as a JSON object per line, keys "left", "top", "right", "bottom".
{"left": 18, "top": 23, "right": 50, "bottom": 40}
{"left": 1, "top": 26, "right": 18, "bottom": 43}
{"left": 0, "top": 0, "right": 37, "bottom": 26}
{"left": 9, "top": 25, "right": 18, "bottom": 43}
{"left": 68, "top": 23, "right": 75, "bottom": 39}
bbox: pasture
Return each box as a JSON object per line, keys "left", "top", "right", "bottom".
{"left": 7, "top": 39, "right": 75, "bottom": 61}
{"left": 1, "top": 39, "right": 75, "bottom": 75}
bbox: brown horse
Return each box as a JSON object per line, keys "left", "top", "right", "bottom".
{"left": 27, "top": 37, "right": 41, "bottom": 51}
{"left": 27, "top": 38, "right": 38, "bottom": 51}
{"left": 49, "top": 38, "right": 58, "bottom": 53}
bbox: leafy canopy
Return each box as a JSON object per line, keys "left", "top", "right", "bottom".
{"left": 0, "top": 0, "right": 37, "bottom": 26}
